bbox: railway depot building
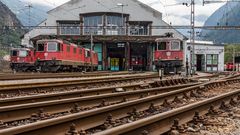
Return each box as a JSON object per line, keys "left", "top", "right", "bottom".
{"left": 22, "top": 0, "right": 186, "bottom": 71}
{"left": 186, "top": 40, "right": 224, "bottom": 72}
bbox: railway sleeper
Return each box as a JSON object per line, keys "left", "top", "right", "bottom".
{"left": 86, "top": 94, "right": 198, "bottom": 134}
{"left": 170, "top": 97, "right": 240, "bottom": 135}
{"left": 1, "top": 79, "right": 238, "bottom": 134}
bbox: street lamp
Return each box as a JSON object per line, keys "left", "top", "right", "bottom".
{"left": 117, "top": 3, "right": 128, "bottom": 35}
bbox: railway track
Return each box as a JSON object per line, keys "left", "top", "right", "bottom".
{"left": 0, "top": 80, "right": 195, "bottom": 122}
{"left": 0, "top": 71, "right": 134, "bottom": 81}
{"left": 0, "top": 78, "right": 192, "bottom": 106}
{"left": 0, "top": 73, "right": 159, "bottom": 97}
{"left": 97, "top": 86, "right": 240, "bottom": 135}
{"left": 0, "top": 77, "right": 239, "bottom": 135}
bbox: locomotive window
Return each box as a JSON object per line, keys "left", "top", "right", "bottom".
{"left": 73, "top": 48, "right": 77, "bottom": 54}
{"left": 47, "top": 42, "right": 59, "bottom": 52}
{"left": 171, "top": 41, "right": 180, "bottom": 50}
{"left": 79, "top": 49, "right": 82, "bottom": 54}
{"left": 27, "top": 51, "right": 31, "bottom": 56}
{"left": 157, "top": 42, "right": 167, "bottom": 50}
{"left": 19, "top": 50, "right": 28, "bottom": 57}
{"left": 85, "top": 50, "right": 90, "bottom": 57}
{"left": 37, "top": 44, "right": 44, "bottom": 51}
{"left": 67, "top": 46, "right": 70, "bottom": 52}
{"left": 11, "top": 50, "right": 18, "bottom": 56}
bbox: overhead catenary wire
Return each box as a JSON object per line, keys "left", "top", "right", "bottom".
{"left": 1, "top": 25, "right": 240, "bottom": 30}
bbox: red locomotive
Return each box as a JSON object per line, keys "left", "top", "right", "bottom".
{"left": 10, "top": 47, "right": 36, "bottom": 72}
{"left": 131, "top": 56, "right": 144, "bottom": 71}
{"left": 35, "top": 39, "right": 98, "bottom": 72}
{"left": 225, "top": 63, "right": 235, "bottom": 71}
{"left": 10, "top": 39, "right": 98, "bottom": 72}
{"left": 154, "top": 37, "right": 183, "bottom": 74}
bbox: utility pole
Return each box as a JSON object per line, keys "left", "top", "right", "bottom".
{"left": 182, "top": 1, "right": 195, "bottom": 75}
{"left": 26, "top": 3, "right": 33, "bottom": 45}
{"left": 90, "top": 33, "right": 94, "bottom": 72}
{"left": 190, "top": 0, "right": 195, "bottom": 75}
{"left": 233, "top": 45, "right": 235, "bottom": 71}
{"left": 26, "top": 3, "right": 33, "bottom": 29}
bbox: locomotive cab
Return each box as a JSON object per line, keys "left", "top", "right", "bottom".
{"left": 10, "top": 48, "right": 35, "bottom": 72}
{"left": 154, "top": 38, "right": 183, "bottom": 74}
{"left": 35, "top": 40, "right": 65, "bottom": 72}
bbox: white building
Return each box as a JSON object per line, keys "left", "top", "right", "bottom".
{"left": 21, "top": 0, "right": 186, "bottom": 71}
{"left": 186, "top": 40, "right": 224, "bottom": 72}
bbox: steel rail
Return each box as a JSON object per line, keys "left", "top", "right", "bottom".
{"left": 0, "top": 78, "right": 192, "bottom": 106}
{"left": 0, "top": 74, "right": 158, "bottom": 92}
{"left": 0, "top": 71, "right": 132, "bottom": 81}
{"left": 0, "top": 79, "right": 233, "bottom": 135}
{"left": 0, "top": 81, "right": 197, "bottom": 122}
{"left": 97, "top": 88, "right": 240, "bottom": 135}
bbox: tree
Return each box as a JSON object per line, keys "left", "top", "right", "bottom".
{"left": 224, "top": 44, "right": 240, "bottom": 63}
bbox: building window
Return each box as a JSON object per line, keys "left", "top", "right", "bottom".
{"left": 129, "top": 26, "right": 148, "bottom": 35}
{"left": 83, "top": 16, "right": 103, "bottom": 35}
{"left": 207, "top": 54, "right": 218, "bottom": 65}
{"left": 59, "top": 23, "right": 80, "bottom": 35}
{"left": 128, "top": 21, "right": 151, "bottom": 36}
{"left": 206, "top": 54, "right": 218, "bottom": 71}
{"left": 106, "top": 15, "right": 126, "bottom": 35}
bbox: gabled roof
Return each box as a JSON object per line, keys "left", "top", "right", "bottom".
{"left": 47, "top": 0, "right": 162, "bottom": 17}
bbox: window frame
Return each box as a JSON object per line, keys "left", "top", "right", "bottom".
{"left": 11, "top": 50, "right": 18, "bottom": 56}
{"left": 170, "top": 41, "right": 180, "bottom": 51}
{"left": 18, "top": 50, "right": 28, "bottom": 57}
{"left": 36, "top": 43, "right": 45, "bottom": 52}
{"left": 157, "top": 42, "right": 167, "bottom": 51}
{"left": 47, "top": 42, "right": 60, "bottom": 52}
{"left": 73, "top": 47, "right": 77, "bottom": 54}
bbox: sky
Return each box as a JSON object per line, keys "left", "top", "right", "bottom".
{"left": 22, "top": 0, "right": 226, "bottom": 26}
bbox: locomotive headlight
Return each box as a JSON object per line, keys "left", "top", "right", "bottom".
{"left": 166, "top": 52, "right": 171, "bottom": 57}
{"left": 17, "top": 57, "right": 20, "bottom": 61}
{"left": 44, "top": 53, "right": 48, "bottom": 57}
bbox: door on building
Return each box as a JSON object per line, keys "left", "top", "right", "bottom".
{"left": 109, "top": 58, "right": 126, "bottom": 71}
{"left": 130, "top": 43, "right": 148, "bottom": 71}
{"left": 107, "top": 43, "right": 126, "bottom": 71}
{"left": 196, "top": 54, "right": 204, "bottom": 71}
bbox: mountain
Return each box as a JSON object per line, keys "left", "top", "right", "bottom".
{"left": 0, "top": 1, "right": 24, "bottom": 47}
{"left": 201, "top": 2, "right": 240, "bottom": 43}
{"left": 1, "top": 0, "right": 51, "bottom": 26}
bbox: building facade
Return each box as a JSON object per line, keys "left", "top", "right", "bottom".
{"left": 22, "top": 0, "right": 186, "bottom": 71}
{"left": 186, "top": 40, "right": 224, "bottom": 72}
